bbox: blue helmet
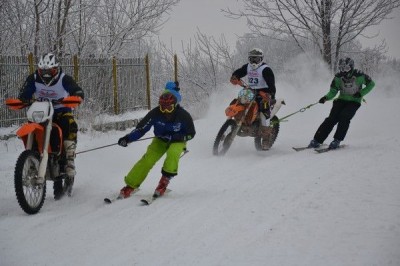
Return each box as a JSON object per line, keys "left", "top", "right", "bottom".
{"left": 165, "top": 81, "right": 181, "bottom": 103}
{"left": 165, "top": 81, "right": 180, "bottom": 91}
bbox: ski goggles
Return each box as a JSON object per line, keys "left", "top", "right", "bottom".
{"left": 159, "top": 104, "right": 175, "bottom": 113}
{"left": 339, "top": 63, "right": 351, "bottom": 73}
{"left": 248, "top": 56, "right": 262, "bottom": 64}
{"left": 38, "top": 67, "right": 58, "bottom": 78}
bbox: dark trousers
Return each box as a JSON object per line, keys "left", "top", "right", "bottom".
{"left": 53, "top": 112, "right": 78, "bottom": 141}
{"left": 314, "top": 99, "right": 361, "bottom": 143}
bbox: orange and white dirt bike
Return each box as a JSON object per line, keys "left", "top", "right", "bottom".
{"left": 213, "top": 86, "right": 285, "bottom": 156}
{"left": 5, "top": 96, "right": 82, "bottom": 214}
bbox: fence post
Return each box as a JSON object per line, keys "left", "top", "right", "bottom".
{"left": 174, "top": 54, "right": 178, "bottom": 82}
{"left": 73, "top": 55, "right": 79, "bottom": 82}
{"left": 112, "top": 57, "right": 119, "bottom": 115}
{"left": 145, "top": 54, "right": 151, "bottom": 110}
{"left": 28, "top": 53, "right": 35, "bottom": 74}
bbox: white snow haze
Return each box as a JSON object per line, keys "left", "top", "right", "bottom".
{"left": 160, "top": 0, "right": 400, "bottom": 58}
{"left": 1, "top": 56, "right": 399, "bottom": 266}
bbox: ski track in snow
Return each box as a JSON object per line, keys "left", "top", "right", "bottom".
{"left": 1, "top": 83, "right": 400, "bottom": 266}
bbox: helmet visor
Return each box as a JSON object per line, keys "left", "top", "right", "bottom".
{"left": 159, "top": 104, "right": 175, "bottom": 113}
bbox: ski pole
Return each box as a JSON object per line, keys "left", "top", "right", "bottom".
{"left": 180, "top": 149, "right": 189, "bottom": 158}
{"left": 76, "top": 136, "right": 155, "bottom": 155}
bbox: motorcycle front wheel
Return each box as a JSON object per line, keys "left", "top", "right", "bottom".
{"left": 14, "top": 150, "right": 46, "bottom": 214}
{"left": 213, "top": 119, "right": 238, "bottom": 156}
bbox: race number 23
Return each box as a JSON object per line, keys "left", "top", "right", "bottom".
{"left": 249, "top": 77, "right": 259, "bottom": 84}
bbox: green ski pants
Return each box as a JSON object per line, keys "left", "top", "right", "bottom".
{"left": 124, "top": 137, "right": 186, "bottom": 188}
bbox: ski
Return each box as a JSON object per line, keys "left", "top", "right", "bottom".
{"left": 292, "top": 146, "right": 311, "bottom": 152}
{"left": 293, "top": 144, "right": 328, "bottom": 152}
{"left": 104, "top": 189, "right": 140, "bottom": 204}
{"left": 140, "top": 189, "right": 171, "bottom": 206}
{"left": 315, "top": 144, "right": 346, "bottom": 153}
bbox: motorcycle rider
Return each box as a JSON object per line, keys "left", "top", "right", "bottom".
{"left": 308, "top": 57, "right": 375, "bottom": 149}
{"left": 18, "top": 52, "right": 84, "bottom": 199}
{"left": 230, "top": 48, "right": 277, "bottom": 149}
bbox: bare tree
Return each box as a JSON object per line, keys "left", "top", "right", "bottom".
{"left": 224, "top": 0, "right": 400, "bottom": 69}
{"left": 0, "top": 0, "right": 179, "bottom": 57}
{"left": 0, "top": 0, "right": 35, "bottom": 56}
{"left": 90, "top": 0, "right": 179, "bottom": 56}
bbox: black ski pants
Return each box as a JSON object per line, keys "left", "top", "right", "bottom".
{"left": 313, "top": 99, "right": 361, "bottom": 143}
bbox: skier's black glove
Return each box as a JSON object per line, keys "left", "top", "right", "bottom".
{"left": 353, "top": 92, "right": 362, "bottom": 98}
{"left": 118, "top": 136, "right": 129, "bottom": 147}
{"left": 319, "top": 96, "right": 327, "bottom": 104}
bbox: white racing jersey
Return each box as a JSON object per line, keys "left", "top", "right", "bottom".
{"left": 34, "top": 73, "right": 69, "bottom": 109}
{"left": 247, "top": 64, "right": 269, "bottom": 89}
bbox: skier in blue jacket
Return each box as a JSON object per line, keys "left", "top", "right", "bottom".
{"left": 117, "top": 89, "right": 195, "bottom": 198}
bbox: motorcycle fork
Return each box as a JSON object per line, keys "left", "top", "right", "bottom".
{"left": 231, "top": 99, "right": 257, "bottom": 138}
{"left": 37, "top": 119, "right": 53, "bottom": 183}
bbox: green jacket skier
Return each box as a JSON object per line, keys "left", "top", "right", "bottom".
{"left": 308, "top": 57, "right": 375, "bottom": 149}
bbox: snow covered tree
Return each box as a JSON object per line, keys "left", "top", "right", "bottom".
{"left": 224, "top": 0, "right": 400, "bottom": 70}
{"left": 0, "top": 0, "right": 179, "bottom": 57}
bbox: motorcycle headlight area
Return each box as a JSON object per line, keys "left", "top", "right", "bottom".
{"left": 31, "top": 111, "right": 45, "bottom": 123}
{"left": 238, "top": 89, "right": 255, "bottom": 104}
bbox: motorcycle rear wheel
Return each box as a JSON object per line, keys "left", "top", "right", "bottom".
{"left": 254, "top": 116, "right": 280, "bottom": 151}
{"left": 14, "top": 150, "right": 46, "bottom": 214}
{"left": 213, "top": 119, "right": 238, "bottom": 156}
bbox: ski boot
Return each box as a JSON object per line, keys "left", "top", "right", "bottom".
{"left": 308, "top": 139, "right": 321, "bottom": 148}
{"left": 154, "top": 175, "right": 171, "bottom": 197}
{"left": 329, "top": 139, "right": 341, "bottom": 149}
{"left": 119, "top": 185, "right": 137, "bottom": 198}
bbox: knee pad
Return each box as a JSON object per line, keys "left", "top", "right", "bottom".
{"left": 57, "top": 113, "right": 78, "bottom": 141}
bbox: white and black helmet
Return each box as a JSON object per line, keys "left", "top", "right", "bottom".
{"left": 338, "top": 57, "right": 354, "bottom": 74}
{"left": 248, "top": 48, "right": 264, "bottom": 69}
{"left": 37, "top": 53, "right": 60, "bottom": 84}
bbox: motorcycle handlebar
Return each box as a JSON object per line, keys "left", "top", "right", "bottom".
{"left": 6, "top": 96, "right": 82, "bottom": 110}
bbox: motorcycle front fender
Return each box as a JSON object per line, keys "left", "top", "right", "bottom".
{"left": 16, "top": 123, "right": 45, "bottom": 152}
{"left": 16, "top": 123, "right": 42, "bottom": 137}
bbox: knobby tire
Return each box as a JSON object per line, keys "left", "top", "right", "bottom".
{"left": 213, "top": 119, "right": 238, "bottom": 156}
{"left": 14, "top": 150, "right": 46, "bottom": 214}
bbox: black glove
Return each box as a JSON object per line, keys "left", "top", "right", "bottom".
{"left": 319, "top": 96, "right": 327, "bottom": 104}
{"left": 118, "top": 136, "right": 129, "bottom": 147}
{"left": 171, "top": 133, "right": 186, "bottom": 142}
{"left": 19, "top": 98, "right": 33, "bottom": 104}
{"left": 353, "top": 92, "right": 362, "bottom": 98}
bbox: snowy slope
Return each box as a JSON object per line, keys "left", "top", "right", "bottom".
{"left": 1, "top": 80, "right": 400, "bottom": 266}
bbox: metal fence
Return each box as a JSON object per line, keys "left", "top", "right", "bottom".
{"left": 0, "top": 54, "right": 150, "bottom": 128}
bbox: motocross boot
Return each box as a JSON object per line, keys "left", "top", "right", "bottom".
{"left": 64, "top": 140, "right": 76, "bottom": 196}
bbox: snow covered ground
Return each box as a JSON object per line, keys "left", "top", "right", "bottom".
{"left": 1, "top": 71, "right": 400, "bottom": 266}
